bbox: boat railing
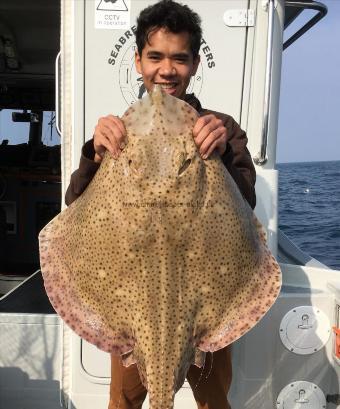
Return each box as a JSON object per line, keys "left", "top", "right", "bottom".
{"left": 254, "top": 0, "right": 328, "bottom": 166}
{"left": 284, "top": 1, "right": 328, "bottom": 50}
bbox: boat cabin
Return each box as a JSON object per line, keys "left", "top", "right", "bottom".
{"left": 0, "top": 1, "right": 339, "bottom": 409}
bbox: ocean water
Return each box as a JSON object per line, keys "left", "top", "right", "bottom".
{"left": 277, "top": 160, "right": 340, "bottom": 270}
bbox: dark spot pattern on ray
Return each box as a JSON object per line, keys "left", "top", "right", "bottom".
{"left": 39, "top": 85, "right": 281, "bottom": 409}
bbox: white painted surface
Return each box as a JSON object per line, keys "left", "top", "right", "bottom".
{"left": 0, "top": 314, "right": 61, "bottom": 409}
{"left": 84, "top": 0, "right": 249, "bottom": 142}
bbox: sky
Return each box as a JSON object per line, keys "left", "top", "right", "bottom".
{"left": 0, "top": 110, "right": 59, "bottom": 146}
{"left": 277, "top": 0, "right": 340, "bottom": 163}
{"left": 0, "top": 0, "right": 339, "bottom": 162}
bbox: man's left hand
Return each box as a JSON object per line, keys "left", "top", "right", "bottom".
{"left": 193, "top": 114, "right": 227, "bottom": 159}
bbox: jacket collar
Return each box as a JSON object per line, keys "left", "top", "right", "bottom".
{"left": 184, "top": 93, "right": 202, "bottom": 112}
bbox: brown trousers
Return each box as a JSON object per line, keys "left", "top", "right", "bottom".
{"left": 108, "top": 346, "right": 232, "bottom": 409}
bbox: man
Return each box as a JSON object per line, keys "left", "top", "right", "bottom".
{"left": 65, "top": 1, "right": 256, "bottom": 408}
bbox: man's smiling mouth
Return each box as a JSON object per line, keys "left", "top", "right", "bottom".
{"left": 155, "top": 82, "right": 177, "bottom": 89}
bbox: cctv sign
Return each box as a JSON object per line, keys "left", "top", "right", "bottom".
{"left": 95, "top": 0, "right": 131, "bottom": 30}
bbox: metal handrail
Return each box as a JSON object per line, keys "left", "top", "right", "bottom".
{"left": 253, "top": 0, "right": 275, "bottom": 166}
{"left": 284, "top": 1, "right": 328, "bottom": 50}
{"left": 254, "top": 0, "right": 327, "bottom": 166}
{"left": 55, "top": 51, "right": 61, "bottom": 135}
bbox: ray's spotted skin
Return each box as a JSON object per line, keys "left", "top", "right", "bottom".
{"left": 39, "top": 86, "right": 281, "bottom": 409}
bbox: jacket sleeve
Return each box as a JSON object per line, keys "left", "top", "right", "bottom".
{"left": 200, "top": 110, "right": 256, "bottom": 209}
{"left": 221, "top": 115, "right": 256, "bottom": 209}
{"left": 65, "top": 139, "right": 100, "bottom": 206}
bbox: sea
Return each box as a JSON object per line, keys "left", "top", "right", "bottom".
{"left": 277, "top": 160, "right": 340, "bottom": 270}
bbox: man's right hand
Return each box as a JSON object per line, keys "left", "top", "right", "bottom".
{"left": 93, "top": 115, "right": 127, "bottom": 163}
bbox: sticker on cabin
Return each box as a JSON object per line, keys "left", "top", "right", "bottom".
{"left": 95, "top": 0, "right": 130, "bottom": 30}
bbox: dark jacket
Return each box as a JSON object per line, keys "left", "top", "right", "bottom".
{"left": 65, "top": 94, "right": 256, "bottom": 209}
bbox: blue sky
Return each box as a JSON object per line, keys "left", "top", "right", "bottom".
{"left": 277, "top": 0, "right": 340, "bottom": 163}
{"left": 0, "top": 111, "right": 59, "bottom": 146}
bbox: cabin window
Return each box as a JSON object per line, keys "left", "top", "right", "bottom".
{"left": 0, "top": 109, "right": 60, "bottom": 312}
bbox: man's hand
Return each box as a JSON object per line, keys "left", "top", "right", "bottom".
{"left": 193, "top": 114, "right": 227, "bottom": 159}
{"left": 93, "top": 115, "right": 127, "bottom": 163}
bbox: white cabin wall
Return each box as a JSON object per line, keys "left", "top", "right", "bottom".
{"left": 60, "top": 0, "right": 86, "bottom": 207}
{"left": 71, "top": 0, "right": 86, "bottom": 188}
{"left": 245, "top": 0, "right": 284, "bottom": 166}
{"left": 243, "top": 0, "right": 285, "bottom": 254}
{"left": 82, "top": 0, "right": 249, "bottom": 144}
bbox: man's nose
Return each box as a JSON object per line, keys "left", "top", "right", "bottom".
{"left": 159, "top": 59, "right": 175, "bottom": 76}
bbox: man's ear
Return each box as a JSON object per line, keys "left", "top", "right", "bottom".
{"left": 192, "top": 55, "right": 200, "bottom": 75}
{"left": 135, "top": 51, "right": 142, "bottom": 74}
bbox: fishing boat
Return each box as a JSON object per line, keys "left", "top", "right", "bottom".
{"left": 1, "top": 1, "right": 339, "bottom": 408}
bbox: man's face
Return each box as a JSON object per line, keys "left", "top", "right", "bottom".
{"left": 135, "top": 28, "right": 200, "bottom": 99}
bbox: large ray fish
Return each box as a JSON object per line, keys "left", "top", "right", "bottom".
{"left": 39, "top": 86, "right": 281, "bottom": 409}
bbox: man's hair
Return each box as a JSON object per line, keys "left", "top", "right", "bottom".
{"left": 136, "top": 0, "right": 202, "bottom": 58}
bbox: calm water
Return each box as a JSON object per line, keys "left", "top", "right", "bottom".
{"left": 277, "top": 160, "right": 340, "bottom": 270}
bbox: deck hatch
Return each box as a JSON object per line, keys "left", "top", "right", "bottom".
{"left": 279, "top": 306, "right": 331, "bottom": 355}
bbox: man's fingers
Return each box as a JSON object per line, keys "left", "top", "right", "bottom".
{"left": 96, "top": 124, "right": 121, "bottom": 151}
{"left": 106, "top": 115, "right": 126, "bottom": 137}
{"left": 193, "top": 114, "right": 215, "bottom": 134}
{"left": 193, "top": 116, "right": 224, "bottom": 147}
{"left": 199, "top": 126, "right": 226, "bottom": 156}
{"left": 94, "top": 131, "right": 119, "bottom": 159}
{"left": 198, "top": 128, "right": 219, "bottom": 154}
{"left": 93, "top": 115, "right": 128, "bottom": 162}
{"left": 202, "top": 136, "right": 226, "bottom": 159}
{"left": 102, "top": 116, "right": 127, "bottom": 147}
{"left": 98, "top": 122, "right": 125, "bottom": 148}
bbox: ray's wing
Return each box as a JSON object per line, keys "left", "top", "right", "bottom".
{"left": 39, "top": 157, "right": 139, "bottom": 353}
{"left": 177, "top": 159, "right": 282, "bottom": 353}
